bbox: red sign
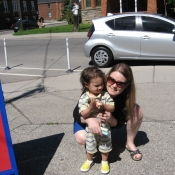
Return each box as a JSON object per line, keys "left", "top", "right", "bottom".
{"left": 0, "top": 113, "right": 12, "bottom": 171}
{"left": 0, "top": 82, "right": 18, "bottom": 175}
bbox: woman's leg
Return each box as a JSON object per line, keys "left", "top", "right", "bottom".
{"left": 73, "top": 122, "right": 86, "bottom": 145}
{"left": 126, "top": 104, "right": 143, "bottom": 160}
{"left": 74, "top": 130, "right": 86, "bottom": 145}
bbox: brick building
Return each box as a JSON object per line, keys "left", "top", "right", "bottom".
{"left": 81, "top": 0, "right": 165, "bottom": 23}
{"left": 0, "top": 0, "right": 38, "bottom": 29}
{"left": 37, "top": 0, "right": 63, "bottom": 21}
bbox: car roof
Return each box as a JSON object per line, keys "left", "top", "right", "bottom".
{"left": 91, "top": 12, "right": 175, "bottom": 30}
{"left": 92, "top": 12, "right": 163, "bottom": 22}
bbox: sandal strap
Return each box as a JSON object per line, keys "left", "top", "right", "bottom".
{"left": 130, "top": 149, "right": 141, "bottom": 158}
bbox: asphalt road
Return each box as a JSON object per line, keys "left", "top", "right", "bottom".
{"left": 0, "top": 37, "right": 91, "bottom": 84}
{"left": 1, "top": 31, "right": 175, "bottom": 84}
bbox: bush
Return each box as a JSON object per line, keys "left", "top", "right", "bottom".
{"left": 66, "top": 10, "right": 74, "bottom": 24}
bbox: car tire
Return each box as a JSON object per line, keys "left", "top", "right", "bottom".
{"left": 91, "top": 47, "right": 113, "bottom": 68}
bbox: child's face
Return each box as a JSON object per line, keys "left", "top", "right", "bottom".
{"left": 85, "top": 76, "right": 104, "bottom": 96}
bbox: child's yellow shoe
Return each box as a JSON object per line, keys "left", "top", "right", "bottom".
{"left": 101, "top": 161, "right": 110, "bottom": 174}
{"left": 80, "top": 160, "right": 94, "bottom": 172}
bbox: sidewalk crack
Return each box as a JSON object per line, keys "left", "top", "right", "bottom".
{"left": 9, "top": 102, "right": 32, "bottom": 124}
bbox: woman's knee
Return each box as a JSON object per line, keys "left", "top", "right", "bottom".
{"left": 135, "top": 104, "right": 143, "bottom": 121}
{"left": 74, "top": 130, "right": 86, "bottom": 145}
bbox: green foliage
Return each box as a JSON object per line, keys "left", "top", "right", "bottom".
{"left": 66, "top": 10, "right": 74, "bottom": 24}
{"left": 62, "top": 0, "right": 73, "bottom": 18}
{"left": 167, "top": 0, "right": 175, "bottom": 4}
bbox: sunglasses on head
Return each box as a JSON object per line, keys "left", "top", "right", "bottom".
{"left": 107, "top": 76, "right": 128, "bottom": 88}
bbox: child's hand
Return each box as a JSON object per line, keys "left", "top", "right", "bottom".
{"left": 89, "top": 97, "right": 96, "bottom": 108}
{"left": 96, "top": 100, "right": 103, "bottom": 109}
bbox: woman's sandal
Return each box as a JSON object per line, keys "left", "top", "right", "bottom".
{"left": 126, "top": 147, "right": 142, "bottom": 161}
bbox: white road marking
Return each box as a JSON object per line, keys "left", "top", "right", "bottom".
{"left": 0, "top": 67, "right": 82, "bottom": 71}
{"left": 0, "top": 72, "right": 44, "bottom": 77}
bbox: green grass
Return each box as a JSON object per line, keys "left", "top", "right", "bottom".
{"left": 13, "top": 23, "right": 92, "bottom": 36}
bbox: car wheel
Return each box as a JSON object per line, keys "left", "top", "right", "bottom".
{"left": 91, "top": 47, "right": 113, "bottom": 68}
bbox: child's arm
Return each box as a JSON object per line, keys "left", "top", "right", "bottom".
{"left": 103, "top": 103, "right": 115, "bottom": 112}
{"left": 96, "top": 101, "right": 114, "bottom": 112}
{"left": 80, "top": 97, "right": 96, "bottom": 118}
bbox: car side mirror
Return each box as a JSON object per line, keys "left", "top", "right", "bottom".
{"left": 172, "top": 28, "right": 175, "bottom": 34}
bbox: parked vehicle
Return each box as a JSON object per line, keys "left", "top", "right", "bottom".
{"left": 14, "top": 20, "right": 39, "bottom": 32}
{"left": 84, "top": 12, "right": 175, "bottom": 67}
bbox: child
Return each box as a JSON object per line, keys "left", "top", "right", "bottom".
{"left": 78, "top": 66, "right": 114, "bottom": 174}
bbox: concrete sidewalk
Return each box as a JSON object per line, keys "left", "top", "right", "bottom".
{"left": 2, "top": 63, "right": 175, "bottom": 175}
{"left": 1, "top": 29, "right": 175, "bottom": 175}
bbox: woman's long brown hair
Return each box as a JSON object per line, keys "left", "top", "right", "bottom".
{"left": 106, "top": 63, "right": 136, "bottom": 118}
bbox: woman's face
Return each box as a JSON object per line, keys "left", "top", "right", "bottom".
{"left": 106, "top": 71, "right": 128, "bottom": 97}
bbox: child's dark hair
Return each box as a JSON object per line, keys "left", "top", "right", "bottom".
{"left": 80, "top": 66, "right": 105, "bottom": 91}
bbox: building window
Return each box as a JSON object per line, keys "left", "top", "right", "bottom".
{"left": 33, "top": 16, "right": 36, "bottom": 21}
{"left": 13, "top": 0, "right": 18, "bottom": 11}
{"left": 31, "top": 1, "right": 35, "bottom": 10}
{"left": 96, "top": 0, "right": 101, "bottom": 6}
{"left": 85, "top": 0, "right": 91, "bottom": 8}
{"left": 48, "top": 12, "right": 51, "bottom": 17}
{"left": 25, "top": 16, "right": 28, "bottom": 20}
{"left": 48, "top": 3, "right": 50, "bottom": 8}
{"left": 3, "top": 0, "right": 9, "bottom": 12}
{"left": 23, "top": 1, "right": 27, "bottom": 11}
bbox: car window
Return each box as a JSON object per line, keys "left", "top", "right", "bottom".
{"left": 115, "top": 16, "right": 136, "bottom": 31}
{"left": 105, "top": 16, "right": 136, "bottom": 31}
{"left": 105, "top": 19, "right": 115, "bottom": 30}
{"left": 141, "top": 16, "right": 174, "bottom": 33}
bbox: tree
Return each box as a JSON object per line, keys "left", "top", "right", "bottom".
{"left": 62, "top": 0, "right": 74, "bottom": 24}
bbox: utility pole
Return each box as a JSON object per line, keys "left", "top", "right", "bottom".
{"left": 17, "top": 0, "right": 23, "bottom": 30}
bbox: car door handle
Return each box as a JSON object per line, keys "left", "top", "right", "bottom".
{"left": 142, "top": 35, "right": 151, "bottom": 39}
{"left": 107, "top": 33, "right": 115, "bottom": 36}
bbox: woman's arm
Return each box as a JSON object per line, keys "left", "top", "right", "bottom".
{"left": 85, "top": 117, "right": 102, "bottom": 135}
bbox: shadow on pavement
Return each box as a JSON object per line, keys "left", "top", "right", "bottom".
{"left": 113, "top": 60, "right": 175, "bottom": 66}
{"left": 89, "top": 60, "right": 175, "bottom": 67}
{"left": 93, "top": 125, "right": 149, "bottom": 164}
{"left": 5, "top": 84, "right": 45, "bottom": 104}
{"left": 13, "top": 133, "right": 64, "bottom": 175}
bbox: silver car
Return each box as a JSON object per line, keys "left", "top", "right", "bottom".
{"left": 84, "top": 12, "right": 175, "bottom": 67}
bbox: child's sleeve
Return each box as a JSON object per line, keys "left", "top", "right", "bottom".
{"left": 78, "top": 94, "right": 90, "bottom": 114}
{"left": 105, "top": 92, "right": 114, "bottom": 106}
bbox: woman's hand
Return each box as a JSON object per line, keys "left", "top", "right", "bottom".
{"left": 98, "top": 111, "right": 111, "bottom": 122}
{"left": 99, "top": 111, "right": 118, "bottom": 127}
{"left": 86, "top": 118, "right": 102, "bottom": 135}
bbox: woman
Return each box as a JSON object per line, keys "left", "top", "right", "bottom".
{"left": 73, "top": 63, "right": 143, "bottom": 161}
